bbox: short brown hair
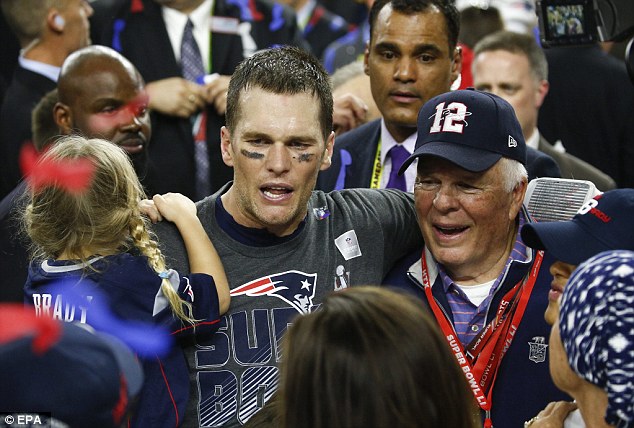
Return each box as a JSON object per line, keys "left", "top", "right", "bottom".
{"left": 474, "top": 30, "right": 549, "bottom": 81}
{"left": 226, "top": 46, "right": 333, "bottom": 140}
{"left": 1, "top": 0, "right": 61, "bottom": 45}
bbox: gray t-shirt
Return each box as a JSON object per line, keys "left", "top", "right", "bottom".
{"left": 155, "top": 184, "right": 422, "bottom": 427}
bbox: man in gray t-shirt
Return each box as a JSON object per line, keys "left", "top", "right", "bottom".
{"left": 154, "top": 46, "right": 421, "bottom": 428}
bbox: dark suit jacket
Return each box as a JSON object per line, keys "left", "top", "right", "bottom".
{"left": 303, "top": 3, "right": 350, "bottom": 61}
{"left": 91, "top": 0, "right": 308, "bottom": 198}
{"left": 539, "top": 45, "right": 634, "bottom": 187}
{"left": 0, "top": 66, "right": 56, "bottom": 198}
{"left": 537, "top": 133, "right": 616, "bottom": 191}
{"left": 317, "top": 119, "right": 562, "bottom": 192}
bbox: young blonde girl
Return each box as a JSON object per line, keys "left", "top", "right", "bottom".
{"left": 23, "top": 135, "right": 229, "bottom": 427}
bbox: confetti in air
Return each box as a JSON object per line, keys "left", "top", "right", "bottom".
{"left": 87, "top": 91, "right": 149, "bottom": 132}
{"left": 20, "top": 144, "right": 96, "bottom": 194}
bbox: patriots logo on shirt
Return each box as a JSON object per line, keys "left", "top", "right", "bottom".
{"left": 230, "top": 270, "right": 317, "bottom": 314}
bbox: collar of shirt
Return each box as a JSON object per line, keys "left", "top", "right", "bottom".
{"left": 379, "top": 119, "right": 417, "bottom": 191}
{"left": 214, "top": 188, "right": 306, "bottom": 247}
{"left": 525, "top": 127, "right": 540, "bottom": 150}
{"left": 296, "top": 0, "right": 316, "bottom": 30}
{"left": 18, "top": 55, "right": 60, "bottom": 82}
{"left": 436, "top": 209, "right": 532, "bottom": 346}
{"left": 438, "top": 209, "right": 530, "bottom": 300}
{"left": 162, "top": 0, "right": 214, "bottom": 73}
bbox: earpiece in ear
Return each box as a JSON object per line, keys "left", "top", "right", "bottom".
{"left": 54, "top": 15, "right": 65, "bottom": 29}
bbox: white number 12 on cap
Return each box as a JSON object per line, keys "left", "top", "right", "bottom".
{"left": 429, "top": 102, "right": 468, "bottom": 134}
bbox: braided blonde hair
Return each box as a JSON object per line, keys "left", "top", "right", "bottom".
{"left": 23, "top": 136, "right": 195, "bottom": 325}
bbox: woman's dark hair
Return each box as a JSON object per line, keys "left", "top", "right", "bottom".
{"left": 281, "top": 286, "right": 478, "bottom": 428}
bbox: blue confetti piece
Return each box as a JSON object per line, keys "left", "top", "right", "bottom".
{"left": 112, "top": 19, "right": 126, "bottom": 53}
{"left": 270, "top": 4, "right": 285, "bottom": 31}
{"left": 227, "top": 0, "right": 253, "bottom": 21}
{"left": 334, "top": 149, "right": 352, "bottom": 191}
{"left": 44, "top": 279, "right": 172, "bottom": 358}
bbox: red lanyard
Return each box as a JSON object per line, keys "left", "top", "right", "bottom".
{"left": 420, "top": 249, "right": 544, "bottom": 427}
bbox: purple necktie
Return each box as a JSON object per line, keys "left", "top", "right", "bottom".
{"left": 386, "top": 145, "right": 409, "bottom": 191}
{"left": 181, "top": 19, "right": 210, "bottom": 199}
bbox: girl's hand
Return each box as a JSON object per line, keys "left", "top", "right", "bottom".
{"left": 153, "top": 193, "right": 196, "bottom": 223}
{"left": 140, "top": 198, "right": 162, "bottom": 223}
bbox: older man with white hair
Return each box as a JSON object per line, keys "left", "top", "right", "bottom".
{"left": 386, "top": 88, "right": 569, "bottom": 427}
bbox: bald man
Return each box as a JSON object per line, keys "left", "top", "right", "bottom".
{"left": 0, "top": 45, "right": 153, "bottom": 302}
{"left": 54, "top": 45, "right": 154, "bottom": 191}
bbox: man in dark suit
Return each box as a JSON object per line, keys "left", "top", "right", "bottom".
{"left": 317, "top": 0, "right": 560, "bottom": 193}
{"left": 538, "top": 43, "right": 634, "bottom": 188}
{"left": 472, "top": 30, "right": 616, "bottom": 191}
{"left": 0, "top": 0, "right": 94, "bottom": 198}
{"left": 90, "top": 0, "right": 309, "bottom": 199}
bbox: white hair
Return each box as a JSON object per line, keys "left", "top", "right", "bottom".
{"left": 498, "top": 157, "right": 528, "bottom": 192}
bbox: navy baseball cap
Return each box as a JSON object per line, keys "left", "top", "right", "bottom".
{"left": 399, "top": 88, "right": 527, "bottom": 175}
{"left": 0, "top": 305, "right": 143, "bottom": 427}
{"left": 521, "top": 189, "right": 634, "bottom": 265}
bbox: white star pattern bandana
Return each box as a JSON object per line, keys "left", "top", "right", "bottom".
{"left": 560, "top": 250, "right": 634, "bottom": 427}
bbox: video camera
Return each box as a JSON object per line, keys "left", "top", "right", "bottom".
{"left": 536, "top": 0, "right": 633, "bottom": 46}
{"left": 536, "top": 0, "right": 634, "bottom": 80}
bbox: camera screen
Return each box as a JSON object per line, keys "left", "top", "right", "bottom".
{"left": 546, "top": 5, "right": 586, "bottom": 38}
{"left": 537, "top": 0, "right": 598, "bottom": 46}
